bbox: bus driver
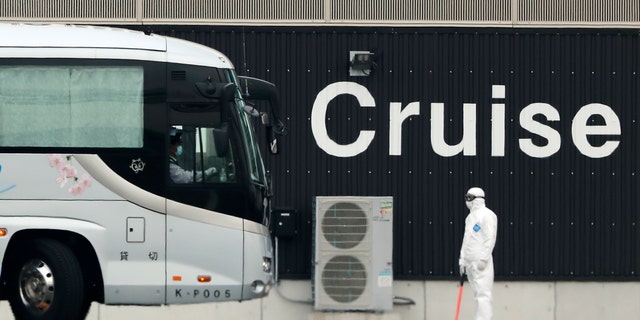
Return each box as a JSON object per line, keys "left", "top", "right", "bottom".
{"left": 169, "top": 127, "right": 217, "bottom": 183}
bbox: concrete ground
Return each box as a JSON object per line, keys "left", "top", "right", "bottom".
{"left": 1, "top": 280, "right": 639, "bottom": 319}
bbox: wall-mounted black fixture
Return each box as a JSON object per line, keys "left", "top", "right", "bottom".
{"left": 349, "top": 51, "right": 375, "bottom": 76}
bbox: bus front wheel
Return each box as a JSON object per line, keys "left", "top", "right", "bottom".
{"left": 8, "top": 238, "right": 85, "bottom": 320}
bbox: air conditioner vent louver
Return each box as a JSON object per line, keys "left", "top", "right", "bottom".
{"left": 321, "top": 255, "right": 367, "bottom": 303}
{"left": 321, "top": 202, "right": 368, "bottom": 249}
{"left": 313, "top": 196, "right": 393, "bottom": 312}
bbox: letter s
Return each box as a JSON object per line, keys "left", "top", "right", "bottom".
{"left": 519, "top": 103, "right": 561, "bottom": 158}
{"left": 311, "top": 82, "right": 376, "bottom": 157}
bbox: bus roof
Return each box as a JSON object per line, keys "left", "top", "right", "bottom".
{"left": 0, "top": 24, "right": 234, "bottom": 69}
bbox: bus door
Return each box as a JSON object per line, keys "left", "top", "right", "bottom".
{"left": 165, "top": 109, "right": 246, "bottom": 302}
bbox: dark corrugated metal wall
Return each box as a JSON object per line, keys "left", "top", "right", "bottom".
{"left": 133, "top": 25, "right": 639, "bottom": 280}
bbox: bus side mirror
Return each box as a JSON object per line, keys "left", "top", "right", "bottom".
{"left": 237, "top": 76, "right": 287, "bottom": 155}
{"left": 261, "top": 113, "right": 278, "bottom": 155}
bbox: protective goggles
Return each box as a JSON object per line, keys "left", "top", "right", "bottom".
{"left": 464, "top": 194, "right": 483, "bottom": 201}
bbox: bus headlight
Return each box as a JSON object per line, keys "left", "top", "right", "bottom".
{"left": 262, "top": 257, "right": 272, "bottom": 273}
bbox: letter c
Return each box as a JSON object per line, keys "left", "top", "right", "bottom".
{"left": 311, "top": 82, "right": 376, "bottom": 157}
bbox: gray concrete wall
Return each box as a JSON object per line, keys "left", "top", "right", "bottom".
{"left": 1, "top": 280, "right": 638, "bottom": 319}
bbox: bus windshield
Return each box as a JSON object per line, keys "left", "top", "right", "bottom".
{"left": 226, "top": 70, "right": 266, "bottom": 185}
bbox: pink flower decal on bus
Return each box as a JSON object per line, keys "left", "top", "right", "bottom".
{"left": 48, "top": 154, "right": 93, "bottom": 196}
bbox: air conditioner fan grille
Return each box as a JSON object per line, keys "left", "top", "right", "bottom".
{"left": 321, "top": 202, "right": 368, "bottom": 249}
{"left": 321, "top": 255, "right": 367, "bottom": 303}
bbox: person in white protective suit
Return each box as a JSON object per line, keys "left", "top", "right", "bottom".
{"left": 459, "top": 187, "right": 498, "bottom": 320}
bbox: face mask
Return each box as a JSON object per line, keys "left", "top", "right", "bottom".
{"left": 466, "top": 201, "right": 472, "bottom": 209}
{"left": 176, "top": 146, "right": 183, "bottom": 156}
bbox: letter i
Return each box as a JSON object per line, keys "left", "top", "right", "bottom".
{"left": 491, "top": 85, "right": 506, "bottom": 157}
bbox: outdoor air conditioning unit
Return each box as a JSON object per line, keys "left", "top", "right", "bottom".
{"left": 312, "top": 196, "right": 393, "bottom": 312}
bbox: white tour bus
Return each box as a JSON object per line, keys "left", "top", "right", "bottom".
{"left": 0, "top": 24, "right": 284, "bottom": 320}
